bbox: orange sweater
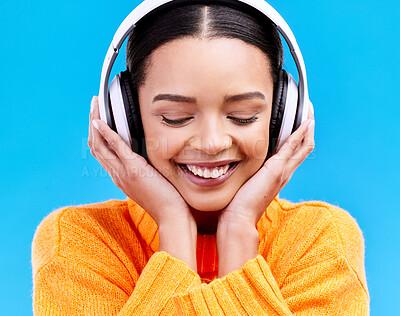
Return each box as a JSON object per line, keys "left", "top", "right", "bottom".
{"left": 31, "top": 197, "right": 369, "bottom": 315}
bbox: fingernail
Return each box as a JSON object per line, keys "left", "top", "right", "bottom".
{"left": 307, "top": 120, "right": 315, "bottom": 130}
{"left": 92, "top": 119, "right": 99, "bottom": 130}
{"left": 90, "top": 96, "right": 96, "bottom": 113}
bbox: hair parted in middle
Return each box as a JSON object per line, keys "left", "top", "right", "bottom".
{"left": 126, "top": 2, "right": 283, "bottom": 91}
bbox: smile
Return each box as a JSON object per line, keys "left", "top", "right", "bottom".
{"left": 177, "top": 161, "right": 240, "bottom": 187}
{"left": 186, "top": 164, "right": 230, "bottom": 178}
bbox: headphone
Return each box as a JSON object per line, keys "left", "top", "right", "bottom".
{"left": 99, "top": 0, "right": 311, "bottom": 158}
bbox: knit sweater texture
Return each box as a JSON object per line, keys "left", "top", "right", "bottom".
{"left": 31, "top": 196, "right": 369, "bottom": 315}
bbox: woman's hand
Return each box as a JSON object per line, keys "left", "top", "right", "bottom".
{"left": 88, "top": 96, "right": 197, "bottom": 270}
{"left": 217, "top": 102, "right": 315, "bottom": 277}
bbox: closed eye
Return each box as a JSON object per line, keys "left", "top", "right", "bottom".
{"left": 161, "top": 116, "right": 193, "bottom": 126}
{"left": 161, "top": 115, "right": 258, "bottom": 126}
{"left": 227, "top": 115, "right": 258, "bottom": 125}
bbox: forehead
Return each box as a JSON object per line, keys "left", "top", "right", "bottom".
{"left": 143, "top": 37, "right": 273, "bottom": 93}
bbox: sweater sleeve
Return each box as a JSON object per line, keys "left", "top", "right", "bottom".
{"left": 32, "top": 207, "right": 201, "bottom": 316}
{"left": 172, "top": 254, "right": 369, "bottom": 315}
{"left": 172, "top": 201, "right": 370, "bottom": 316}
{"left": 33, "top": 251, "right": 201, "bottom": 315}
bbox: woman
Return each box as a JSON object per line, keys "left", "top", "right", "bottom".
{"left": 32, "top": 1, "right": 369, "bottom": 315}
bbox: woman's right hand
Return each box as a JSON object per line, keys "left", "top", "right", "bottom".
{"left": 88, "top": 96, "right": 197, "bottom": 269}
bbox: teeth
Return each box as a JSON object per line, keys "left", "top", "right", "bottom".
{"left": 211, "top": 169, "right": 219, "bottom": 178}
{"left": 223, "top": 164, "right": 229, "bottom": 174}
{"left": 185, "top": 163, "right": 233, "bottom": 179}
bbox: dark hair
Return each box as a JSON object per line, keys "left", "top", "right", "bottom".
{"left": 126, "top": 2, "right": 283, "bottom": 91}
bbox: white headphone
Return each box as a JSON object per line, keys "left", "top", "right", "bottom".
{"left": 98, "top": 0, "right": 311, "bottom": 156}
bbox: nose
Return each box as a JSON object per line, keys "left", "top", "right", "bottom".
{"left": 189, "top": 117, "right": 232, "bottom": 155}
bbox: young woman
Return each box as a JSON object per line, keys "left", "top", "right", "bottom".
{"left": 32, "top": 1, "right": 369, "bottom": 315}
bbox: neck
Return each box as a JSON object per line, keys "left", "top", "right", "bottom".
{"left": 191, "top": 208, "right": 221, "bottom": 235}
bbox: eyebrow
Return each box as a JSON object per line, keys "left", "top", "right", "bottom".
{"left": 223, "top": 91, "right": 265, "bottom": 103}
{"left": 153, "top": 94, "right": 196, "bottom": 103}
{"left": 152, "top": 92, "right": 265, "bottom": 104}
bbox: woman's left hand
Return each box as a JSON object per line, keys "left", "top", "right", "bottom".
{"left": 217, "top": 102, "right": 315, "bottom": 277}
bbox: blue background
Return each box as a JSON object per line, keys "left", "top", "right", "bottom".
{"left": 1, "top": 0, "right": 399, "bottom": 314}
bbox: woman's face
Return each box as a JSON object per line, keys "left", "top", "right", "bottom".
{"left": 138, "top": 37, "right": 273, "bottom": 211}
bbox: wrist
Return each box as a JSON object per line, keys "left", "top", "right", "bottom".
{"left": 216, "top": 220, "right": 259, "bottom": 245}
{"left": 155, "top": 203, "right": 194, "bottom": 226}
{"left": 158, "top": 218, "right": 197, "bottom": 272}
{"left": 216, "top": 221, "right": 259, "bottom": 277}
{"left": 217, "top": 204, "right": 258, "bottom": 229}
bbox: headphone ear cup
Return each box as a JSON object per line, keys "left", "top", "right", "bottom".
{"left": 268, "top": 69, "right": 288, "bottom": 155}
{"left": 105, "top": 93, "right": 117, "bottom": 133}
{"left": 268, "top": 70, "right": 299, "bottom": 156}
{"left": 109, "top": 74, "right": 133, "bottom": 148}
{"left": 119, "top": 71, "right": 147, "bottom": 158}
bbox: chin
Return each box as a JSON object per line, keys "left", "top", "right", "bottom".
{"left": 183, "top": 193, "right": 233, "bottom": 212}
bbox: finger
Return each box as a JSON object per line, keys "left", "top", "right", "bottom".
{"left": 287, "top": 122, "right": 315, "bottom": 169}
{"left": 92, "top": 118, "right": 145, "bottom": 165}
{"left": 88, "top": 97, "right": 120, "bottom": 162}
{"left": 293, "top": 102, "right": 315, "bottom": 159}
{"left": 88, "top": 97, "right": 94, "bottom": 145}
{"left": 308, "top": 101, "right": 314, "bottom": 120}
{"left": 274, "top": 119, "right": 313, "bottom": 161}
{"left": 88, "top": 96, "right": 100, "bottom": 149}
{"left": 90, "top": 121, "right": 122, "bottom": 161}
{"left": 91, "top": 149, "right": 124, "bottom": 184}
{"left": 90, "top": 96, "right": 143, "bottom": 166}
{"left": 289, "top": 134, "right": 313, "bottom": 165}
{"left": 88, "top": 97, "right": 117, "bottom": 159}
{"left": 91, "top": 95, "right": 101, "bottom": 120}
{"left": 89, "top": 98, "right": 153, "bottom": 179}
{"left": 228, "top": 113, "right": 315, "bottom": 219}
{"left": 290, "top": 100, "right": 314, "bottom": 157}
{"left": 230, "top": 157, "right": 285, "bottom": 218}
{"left": 270, "top": 117, "right": 315, "bottom": 188}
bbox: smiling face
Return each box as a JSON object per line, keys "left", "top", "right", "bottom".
{"left": 138, "top": 37, "right": 273, "bottom": 211}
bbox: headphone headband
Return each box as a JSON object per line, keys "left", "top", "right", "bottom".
{"left": 99, "top": 0, "right": 310, "bottom": 142}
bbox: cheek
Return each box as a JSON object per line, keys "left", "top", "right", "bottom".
{"left": 237, "top": 125, "right": 269, "bottom": 162}
{"left": 144, "top": 125, "right": 187, "bottom": 169}
{"left": 139, "top": 109, "right": 183, "bottom": 165}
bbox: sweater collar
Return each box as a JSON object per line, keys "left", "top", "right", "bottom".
{"left": 126, "top": 194, "right": 280, "bottom": 254}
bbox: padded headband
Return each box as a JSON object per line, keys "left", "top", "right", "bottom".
{"left": 99, "top": 0, "right": 309, "bottom": 132}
